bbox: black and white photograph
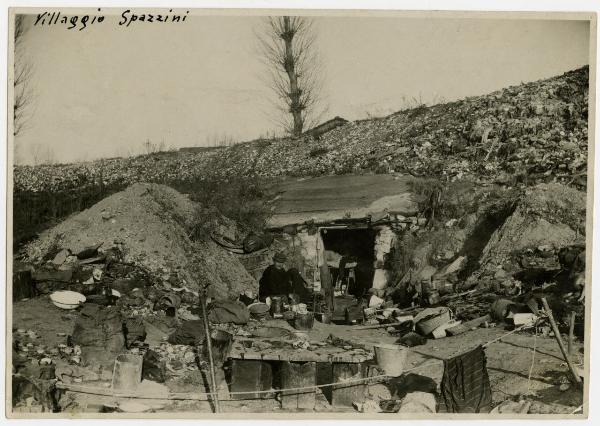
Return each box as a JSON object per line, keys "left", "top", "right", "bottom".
{"left": 4, "top": 4, "right": 596, "bottom": 419}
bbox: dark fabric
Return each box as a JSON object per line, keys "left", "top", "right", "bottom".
{"left": 258, "top": 265, "right": 291, "bottom": 301}
{"left": 71, "top": 304, "right": 125, "bottom": 367}
{"left": 142, "top": 349, "right": 166, "bottom": 383}
{"left": 397, "top": 331, "right": 427, "bottom": 347}
{"left": 388, "top": 373, "right": 438, "bottom": 399}
{"left": 238, "top": 293, "right": 255, "bottom": 306}
{"left": 167, "top": 320, "right": 206, "bottom": 346}
{"left": 439, "top": 345, "right": 492, "bottom": 413}
{"left": 288, "top": 268, "right": 312, "bottom": 303}
{"left": 208, "top": 300, "right": 250, "bottom": 324}
{"left": 76, "top": 243, "right": 102, "bottom": 259}
{"left": 320, "top": 264, "right": 334, "bottom": 312}
{"left": 124, "top": 318, "right": 147, "bottom": 348}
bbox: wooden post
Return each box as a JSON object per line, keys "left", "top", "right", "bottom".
{"left": 199, "top": 292, "right": 221, "bottom": 413}
{"left": 540, "top": 298, "right": 581, "bottom": 385}
{"left": 280, "top": 361, "right": 317, "bottom": 411}
{"left": 331, "top": 363, "right": 367, "bottom": 407}
{"left": 320, "top": 264, "right": 334, "bottom": 314}
{"left": 568, "top": 311, "right": 576, "bottom": 356}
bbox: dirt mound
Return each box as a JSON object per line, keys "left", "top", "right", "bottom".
{"left": 22, "top": 183, "right": 257, "bottom": 298}
{"left": 477, "top": 183, "right": 586, "bottom": 278}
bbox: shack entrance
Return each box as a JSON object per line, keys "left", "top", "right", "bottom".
{"left": 320, "top": 227, "right": 376, "bottom": 298}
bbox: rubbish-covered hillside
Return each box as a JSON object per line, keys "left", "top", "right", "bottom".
{"left": 13, "top": 66, "right": 588, "bottom": 194}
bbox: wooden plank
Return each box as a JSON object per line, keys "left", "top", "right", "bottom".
{"left": 331, "top": 363, "right": 367, "bottom": 407}
{"left": 446, "top": 314, "right": 492, "bottom": 336}
{"left": 229, "top": 338, "right": 373, "bottom": 363}
{"left": 230, "top": 360, "right": 273, "bottom": 400}
{"left": 280, "top": 361, "right": 317, "bottom": 411}
{"left": 568, "top": 311, "right": 576, "bottom": 356}
{"left": 316, "top": 362, "right": 334, "bottom": 404}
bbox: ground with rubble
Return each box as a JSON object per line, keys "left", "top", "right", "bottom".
{"left": 10, "top": 66, "right": 588, "bottom": 416}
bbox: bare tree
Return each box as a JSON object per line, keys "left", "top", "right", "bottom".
{"left": 256, "top": 16, "right": 327, "bottom": 137}
{"left": 13, "top": 15, "right": 35, "bottom": 138}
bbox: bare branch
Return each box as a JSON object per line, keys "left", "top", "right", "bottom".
{"left": 13, "top": 14, "right": 35, "bottom": 138}
{"left": 255, "top": 16, "right": 328, "bottom": 137}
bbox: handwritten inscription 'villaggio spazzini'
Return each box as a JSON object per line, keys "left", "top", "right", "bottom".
{"left": 33, "top": 9, "right": 190, "bottom": 31}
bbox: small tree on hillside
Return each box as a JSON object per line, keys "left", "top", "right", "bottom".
{"left": 256, "top": 16, "right": 326, "bottom": 137}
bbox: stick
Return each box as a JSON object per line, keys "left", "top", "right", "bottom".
{"left": 568, "top": 311, "right": 576, "bottom": 356}
{"left": 199, "top": 291, "right": 221, "bottom": 413}
{"left": 447, "top": 314, "right": 492, "bottom": 336}
{"left": 439, "top": 289, "right": 478, "bottom": 302}
{"left": 354, "top": 321, "right": 404, "bottom": 330}
{"left": 540, "top": 298, "right": 581, "bottom": 384}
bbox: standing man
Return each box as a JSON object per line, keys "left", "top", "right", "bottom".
{"left": 259, "top": 252, "right": 291, "bottom": 301}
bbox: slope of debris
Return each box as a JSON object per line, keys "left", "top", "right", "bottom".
{"left": 21, "top": 183, "right": 257, "bottom": 298}
{"left": 14, "top": 66, "right": 588, "bottom": 194}
{"left": 214, "top": 66, "right": 588, "bottom": 185}
{"left": 471, "top": 183, "right": 586, "bottom": 290}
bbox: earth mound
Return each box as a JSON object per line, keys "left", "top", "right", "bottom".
{"left": 22, "top": 183, "right": 257, "bottom": 298}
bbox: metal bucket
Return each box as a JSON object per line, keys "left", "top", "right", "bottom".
{"left": 294, "top": 312, "right": 314, "bottom": 330}
{"left": 270, "top": 296, "right": 284, "bottom": 317}
{"left": 374, "top": 344, "right": 409, "bottom": 377}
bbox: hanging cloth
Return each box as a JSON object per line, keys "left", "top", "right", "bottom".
{"left": 439, "top": 345, "right": 492, "bottom": 413}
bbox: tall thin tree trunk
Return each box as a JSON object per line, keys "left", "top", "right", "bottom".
{"left": 282, "top": 17, "right": 304, "bottom": 136}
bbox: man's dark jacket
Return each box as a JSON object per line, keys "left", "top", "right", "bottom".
{"left": 258, "top": 265, "right": 292, "bottom": 301}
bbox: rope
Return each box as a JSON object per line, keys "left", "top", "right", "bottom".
{"left": 526, "top": 325, "right": 538, "bottom": 394}
{"left": 57, "top": 360, "right": 442, "bottom": 401}
{"left": 482, "top": 323, "right": 533, "bottom": 348}
{"left": 58, "top": 322, "right": 541, "bottom": 402}
{"left": 57, "top": 373, "right": 388, "bottom": 400}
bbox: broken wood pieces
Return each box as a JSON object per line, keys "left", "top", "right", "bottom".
{"left": 540, "top": 298, "right": 582, "bottom": 385}
{"left": 446, "top": 314, "right": 492, "bottom": 336}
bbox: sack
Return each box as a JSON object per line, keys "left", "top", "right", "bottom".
{"left": 167, "top": 320, "right": 206, "bottom": 346}
{"left": 388, "top": 373, "right": 437, "bottom": 399}
{"left": 124, "top": 318, "right": 146, "bottom": 348}
{"left": 208, "top": 300, "right": 250, "bottom": 325}
{"left": 142, "top": 350, "right": 166, "bottom": 383}
{"left": 71, "top": 304, "right": 125, "bottom": 367}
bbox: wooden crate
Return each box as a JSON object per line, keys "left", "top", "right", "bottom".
{"left": 13, "top": 269, "right": 35, "bottom": 302}
{"left": 280, "top": 361, "right": 317, "bottom": 411}
{"left": 331, "top": 363, "right": 367, "bottom": 407}
{"left": 229, "top": 360, "right": 273, "bottom": 399}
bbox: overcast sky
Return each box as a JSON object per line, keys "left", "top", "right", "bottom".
{"left": 14, "top": 11, "right": 590, "bottom": 164}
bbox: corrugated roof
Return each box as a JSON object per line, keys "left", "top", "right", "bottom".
{"left": 267, "top": 174, "right": 418, "bottom": 227}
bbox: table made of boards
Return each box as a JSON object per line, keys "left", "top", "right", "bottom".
{"left": 228, "top": 337, "right": 375, "bottom": 410}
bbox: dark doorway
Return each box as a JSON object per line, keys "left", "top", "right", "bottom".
{"left": 321, "top": 227, "right": 376, "bottom": 298}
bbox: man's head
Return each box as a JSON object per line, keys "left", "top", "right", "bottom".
{"left": 273, "top": 252, "right": 287, "bottom": 269}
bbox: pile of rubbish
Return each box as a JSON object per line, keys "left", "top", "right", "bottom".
{"left": 13, "top": 66, "right": 588, "bottom": 195}
{"left": 17, "top": 183, "right": 257, "bottom": 300}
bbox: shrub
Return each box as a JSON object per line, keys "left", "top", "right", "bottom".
{"left": 172, "top": 175, "right": 273, "bottom": 237}
{"left": 309, "top": 147, "right": 329, "bottom": 157}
